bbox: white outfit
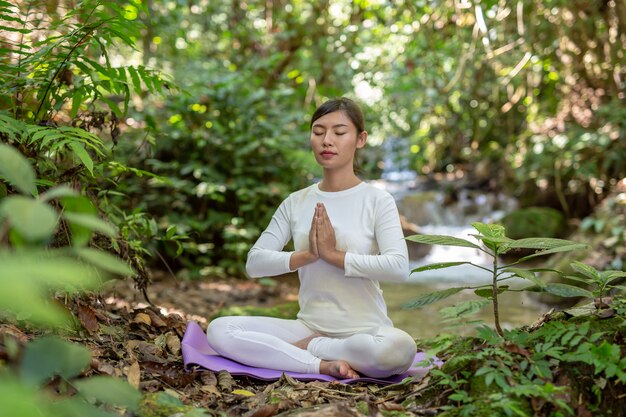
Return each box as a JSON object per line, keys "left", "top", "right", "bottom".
{"left": 206, "top": 182, "right": 416, "bottom": 377}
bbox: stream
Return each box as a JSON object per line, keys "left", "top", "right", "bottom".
{"left": 374, "top": 175, "right": 552, "bottom": 339}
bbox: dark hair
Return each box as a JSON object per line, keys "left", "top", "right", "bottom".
{"left": 310, "top": 97, "right": 365, "bottom": 134}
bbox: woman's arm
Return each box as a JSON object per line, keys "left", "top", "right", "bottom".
{"left": 246, "top": 197, "right": 319, "bottom": 277}
{"left": 343, "top": 195, "right": 409, "bottom": 283}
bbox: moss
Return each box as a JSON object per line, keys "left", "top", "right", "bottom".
{"left": 500, "top": 206, "right": 567, "bottom": 239}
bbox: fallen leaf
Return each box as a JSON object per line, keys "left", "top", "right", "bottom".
{"left": 133, "top": 313, "right": 152, "bottom": 326}
{"left": 503, "top": 342, "right": 531, "bottom": 358}
{"left": 200, "top": 384, "right": 221, "bottom": 397}
{"left": 380, "top": 402, "right": 404, "bottom": 411}
{"left": 248, "top": 404, "right": 278, "bottom": 417}
{"left": 166, "top": 334, "right": 181, "bottom": 355}
{"left": 76, "top": 303, "right": 99, "bottom": 334}
{"left": 217, "top": 371, "right": 234, "bottom": 391}
{"left": 144, "top": 309, "right": 167, "bottom": 327}
{"left": 127, "top": 361, "right": 141, "bottom": 389}
{"left": 232, "top": 389, "right": 256, "bottom": 397}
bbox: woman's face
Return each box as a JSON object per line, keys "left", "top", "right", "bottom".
{"left": 310, "top": 110, "right": 366, "bottom": 171}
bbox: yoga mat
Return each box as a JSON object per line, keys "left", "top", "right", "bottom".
{"left": 182, "top": 321, "right": 442, "bottom": 384}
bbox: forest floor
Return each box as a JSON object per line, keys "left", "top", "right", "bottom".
{"left": 1, "top": 273, "right": 444, "bottom": 417}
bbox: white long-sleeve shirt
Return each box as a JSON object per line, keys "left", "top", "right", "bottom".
{"left": 246, "top": 182, "right": 409, "bottom": 336}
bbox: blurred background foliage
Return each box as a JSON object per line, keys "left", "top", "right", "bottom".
{"left": 1, "top": 0, "right": 625, "bottom": 280}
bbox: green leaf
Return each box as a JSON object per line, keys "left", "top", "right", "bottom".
{"left": 471, "top": 222, "right": 506, "bottom": 238}
{"left": 63, "top": 212, "right": 116, "bottom": 237}
{"left": 602, "top": 271, "right": 626, "bottom": 285}
{"left": 0, "top": 196, "right": 57, "bottom": 241}
{"left": 402, "top": 287, "right": 468, "bottom": 309}
{"left": 474, "top": 285, "right": 509, "bottom": 298}
{"left": 544, "top": 283, "right": 594, "bottom": 298}
{"left": 411, "top": 261, "right": 472, "bottom": 273}
{"left": 406, "top": 234, "right": 480, "bottom": 249}
{"left": 570, "top": 261, "right": 599, "bottom": 280}
{"left": 0, "top": 143, "right": 36, "bottom": 195}
{"left": 563, "top": 275, "right": 591, "bottom": 285}
{"left": 20, "top": 336, "right": 92, "bottom": 386}
{"left": 75, "top": 248, "right": 134, "bottom": 276}
{"left": 503, "top": 267, "right": 545, "bottom": 288}
{"left": 74, "top": 376, "right": 141, "bottom": 411}
{"left": 506, "top": 238, "right": 581, "bottom": 250}
{"left": 518, "top": 244, "right": 589, "bottom": 262}
{"left": 441, "top": 299, "right": 490, "bottom": 319}
{"left": 68, "top": 142, "right": 94, "bottom": 175}
{"left": 61, "top": 196, "right": 97, "bottom": 246}
{"left": 40, "top": 185, "right": 79, "bottom": 202}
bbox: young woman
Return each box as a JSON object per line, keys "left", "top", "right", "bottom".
{"left": 206, "top": 97, "right": 416, "bottom": 379}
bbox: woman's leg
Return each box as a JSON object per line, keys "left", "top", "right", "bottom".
{"left": 306, "top": 327, "right": 417, "bottom": 378}
{"left": 206, "top": 316, "right": 322, "bottom": 374}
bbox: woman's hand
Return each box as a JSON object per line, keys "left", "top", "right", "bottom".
{"left": 315, "top": 203, "right": 345, "bottom": 268}
{"left": 308, "top": 206, "right": 319, "bottom": 259}
{"left": 315, "top": 203, "right": 336, "bottom": 259}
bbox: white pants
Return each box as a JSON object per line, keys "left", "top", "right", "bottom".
{"left": 206, "top": 316, "right": 416, "bottom": 378}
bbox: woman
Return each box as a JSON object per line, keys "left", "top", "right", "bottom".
{"left": 207, "top": 97, "right": 416, "bottom": 379}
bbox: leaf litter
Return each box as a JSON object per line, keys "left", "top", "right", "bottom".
{"left": 0, "top": 274, "right": 443, "bottom": 416}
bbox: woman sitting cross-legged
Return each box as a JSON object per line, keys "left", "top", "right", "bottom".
{"left": 206, "top": 97, "right": 417, "bottom": 379}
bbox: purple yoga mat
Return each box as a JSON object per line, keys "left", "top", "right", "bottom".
{"left": 182, "top": 321, "right": 442, "bottom": 384}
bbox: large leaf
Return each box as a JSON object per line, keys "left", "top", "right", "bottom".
{"left": 61, "top": 196, "right": 98, "bottom": 246}
{"left": 63, "top": 212, "right": 116, "bottom": 238}
{"left": 75, "top": 248, "right": 134, "bottom": 276}
{"left": 402, "top": 287, "right": 468, "bottom": 309}
{"left": 406, "top": 234, "right": 480, "bottom": 249}
{"left": 20, "top": 336, "right": 92, "bottom": 386}
{"left": 544, "top": 283, "right": 594, "bottom": 298}
{"left": 39, "top": 185, "right": 79, "bottom": 202}
{"left": 505, "top": 238, "right": 581, "bottom": 250}
{"left": 0, "top": 196, "right": 57, "bottom": 241}
{"left": 0, "top": 251, "right": 102, "bottom": 326}
{"left": 411, "top": 261, "right": 472, "bottom": 273}
{"left": 518, "top": 244, "right": 589, "bottom": 262}
{"left": 0, "top": 143, "right": 36, "bottom": 195}
{"left": 74, "top": 376, "right": 141, "bottom": 411}
{"left": 68, "top": 142, "right": 94, "bottom": 175}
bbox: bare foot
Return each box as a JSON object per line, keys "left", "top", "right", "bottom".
{"left": 292, "top": 332, "right": 323, "bottom": 350}
{"left": 320, "top": 360, "right": 360, "bottom": 379}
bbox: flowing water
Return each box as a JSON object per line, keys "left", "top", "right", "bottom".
{"left": 372, "top": 175, "right": 554, "bottom": 339}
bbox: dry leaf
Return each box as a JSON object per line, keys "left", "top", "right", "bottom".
{"left": 127, "top": 361, "right": 141, "bottom": 388}
{"left": 217, "top": 371, "right": 234, "bottom": 391}
{"left": 144, "top": 309, "right": 167, "bottom": 327}
{"left": 166, "top": 334, "right": 181, "bottom": 355}
{"left": 248, "top": 404, "right": 278, "bottom": 417}
{"left": 77, "top": 303, "right": 99, "bottom": 334}
{"left": 133, "top": 313, "right": 152, "bottom": 326}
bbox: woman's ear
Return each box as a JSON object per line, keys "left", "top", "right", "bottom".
{"left": 356, "top": 131, "right": 367, "bottom": 149}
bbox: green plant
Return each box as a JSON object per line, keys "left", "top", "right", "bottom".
{"left": 0, "top": 143, "right": 140, "bottom": 416}
{"left": 404, "top": 222, "right": 589, "bottom": 336}
{"left": 0, "top": 0, "right": 187, "bottom": 286}
{"left": 561, "top": 261, "right": 626, "bottom": 300}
